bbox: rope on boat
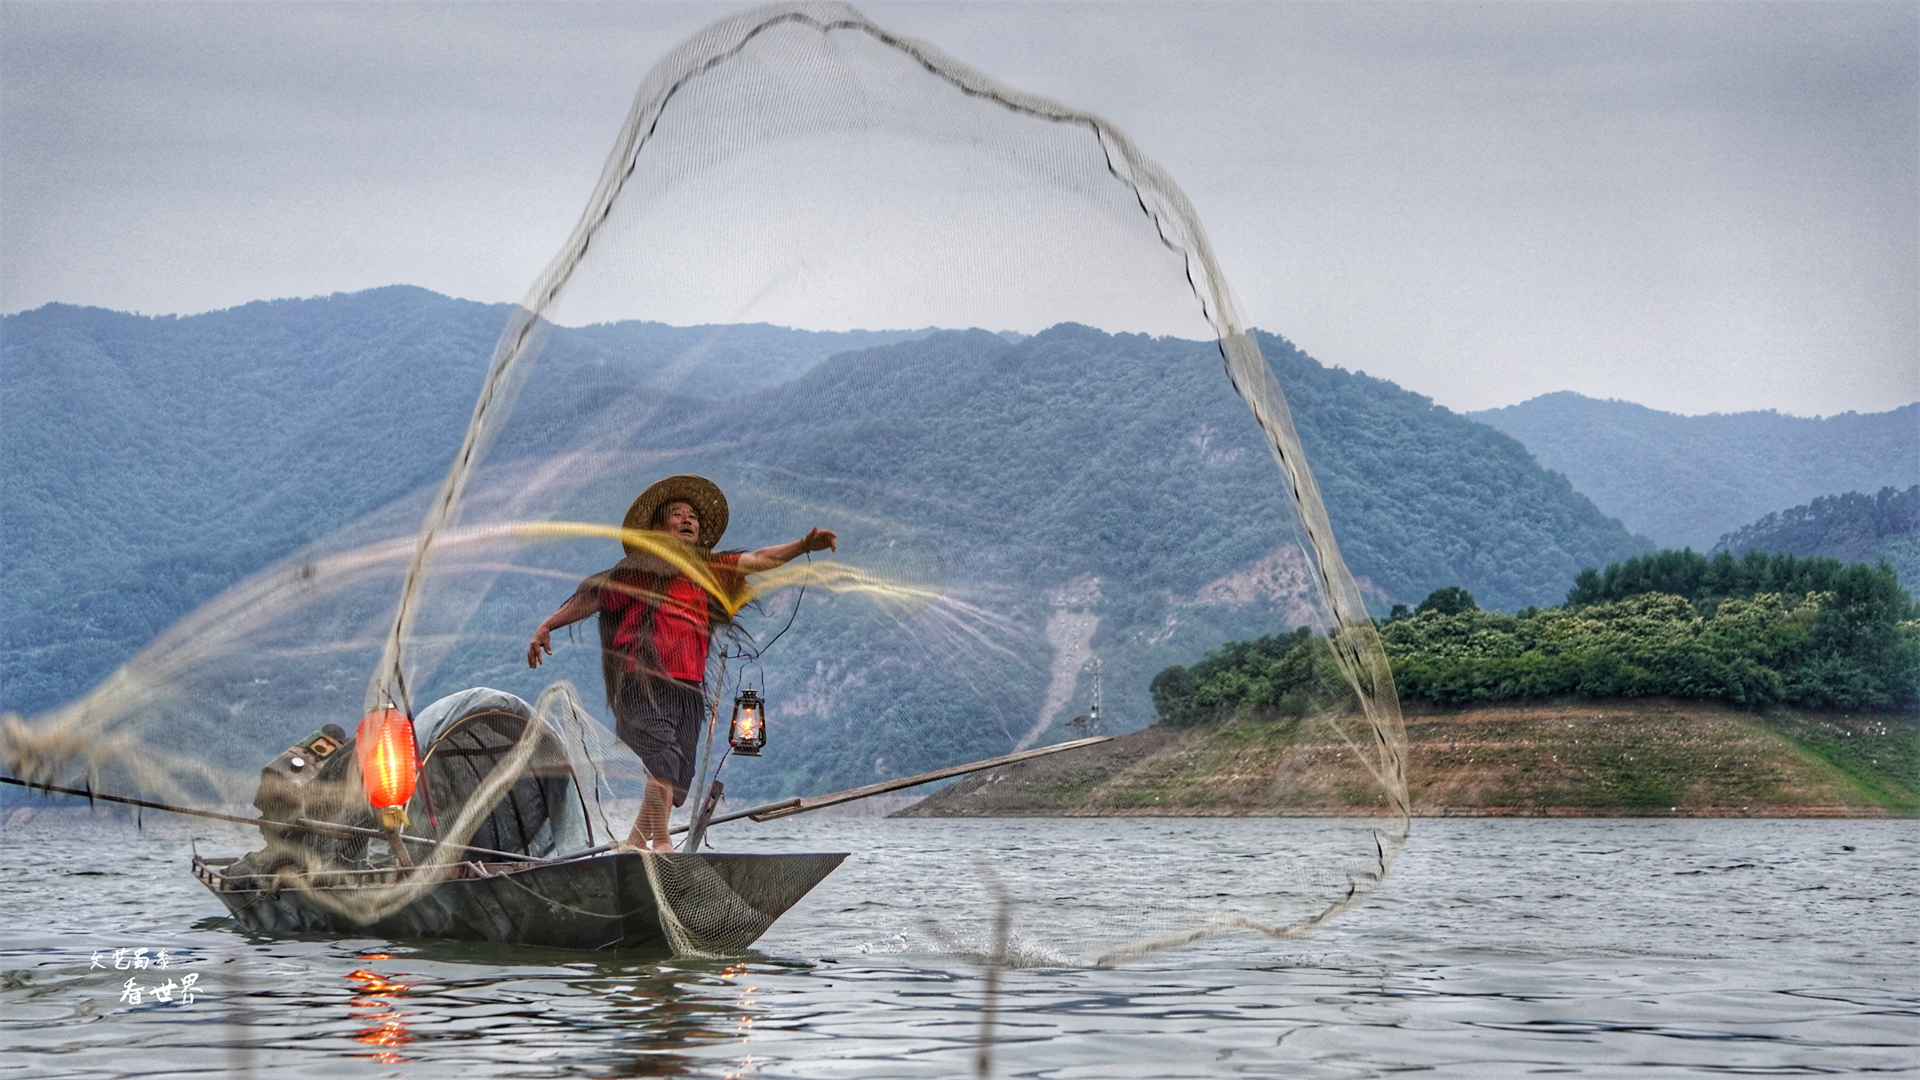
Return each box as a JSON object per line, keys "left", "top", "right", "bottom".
{"left": 0, "top": 774, "right": 596, "bottom": 865}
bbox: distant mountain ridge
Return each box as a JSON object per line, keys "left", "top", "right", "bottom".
{"left": 669, "top": 322, "right": 1645, "bottom": 618}
{"left": 1471, "top": 392, "right": 1919, "bottom": 551}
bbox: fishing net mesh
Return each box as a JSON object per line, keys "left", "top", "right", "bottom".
{"left": 2, "top": 1, "right": 1406, "bottom": 966}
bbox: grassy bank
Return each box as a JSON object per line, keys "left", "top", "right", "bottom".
{"left": 896, "top": 701, "right": 1917, "bottom": 818}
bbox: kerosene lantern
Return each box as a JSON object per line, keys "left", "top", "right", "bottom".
{"left": 729, "top": 688, "right": 767, "bottom": 756}
{"left": 356, "top": 705, "right": 420, "bottom": 865}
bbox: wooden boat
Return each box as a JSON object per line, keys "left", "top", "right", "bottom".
{"left": 188, "top": 687, "right": 849, "bottom": 952}
{"left": 192, "top": 848, "right": 846, "bottom": 951}
{"left": 8, "top": 688, "right": 1102, "bottom": 953}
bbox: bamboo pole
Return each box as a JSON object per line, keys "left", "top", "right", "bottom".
{"left": 671, "top": 735, "right": 1111, "bottom": 834}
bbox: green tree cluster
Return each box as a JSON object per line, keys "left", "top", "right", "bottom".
{"left": 1148, "top": 627, "right": 1335, "bottom": 727}
{"left": 1715, "top": 486, "right": 1919, "bottom": 595}
{"left": 1567, "top": 547, "right": 1898, "bottom": 608}
{"left": 1155, "top": 553, "right": 1920, "bottom": 724}
{"left": 1381, "top": 591, "right": 1916, "bottom": 709}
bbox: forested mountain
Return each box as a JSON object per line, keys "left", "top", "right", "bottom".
{"left": 1253, "top": 336, "right": 1645, "bottom": 613}
{"left": 1471, "top": 392, "right": 1919, "bottom": 551}
{"left": 1715, "top": 487, "right": 1919, "bottom": 594}
{"left": 2, "top": 287, "right": 1647, "bottom": 796}
{"left": 472, "top": 324, "right": 1648, "bottom": 795}
{"left": 0, "top": 288, "right": 924, "bottom": 715}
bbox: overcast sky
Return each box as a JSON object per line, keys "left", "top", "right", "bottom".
{"left": 2, "top": 1, "right": 1914, "bottom": 416}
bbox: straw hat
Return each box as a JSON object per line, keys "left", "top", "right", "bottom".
{"left": 623, "top": 475, "right": 728, "bottom": 552}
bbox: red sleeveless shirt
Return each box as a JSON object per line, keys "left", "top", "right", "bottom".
{"left": 597, "top": 553, "right": 743, "bottom": 683}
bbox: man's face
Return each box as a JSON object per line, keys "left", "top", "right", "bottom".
{"left": 656, "top": 501, "right": 701, "bottom": 544}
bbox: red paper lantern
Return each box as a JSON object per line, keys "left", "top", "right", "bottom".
{"left": 356, "top": 706, "right": 418, "bottom": 819}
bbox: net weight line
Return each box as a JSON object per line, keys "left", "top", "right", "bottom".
{"left": 671, "top": 736, "right": 1111, "bottom": 835}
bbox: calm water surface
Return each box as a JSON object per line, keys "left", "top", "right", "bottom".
{"left": 1, "top": 814, "right": 1914, "bottom": 1077}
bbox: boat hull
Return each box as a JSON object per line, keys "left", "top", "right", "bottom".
{"left": 193, "top": 851, "right": 847, "bottom": 951}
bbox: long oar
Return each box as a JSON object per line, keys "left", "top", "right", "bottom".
{"left": 671, "top": 735, "right": 1111, "bottom": 835}
{"left": 0, "top": 775, "right": 586, "bottom": 864}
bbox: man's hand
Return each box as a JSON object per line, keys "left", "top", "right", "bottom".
{"left": 526, "top": 590, "right": 597, "bottom": 667}
{"left": 739, "top": 527, "right": 839, "bottom": 573}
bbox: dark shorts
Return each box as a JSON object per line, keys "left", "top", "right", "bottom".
{"left": 612, "top": 678, "right": 707, "bottom": 807}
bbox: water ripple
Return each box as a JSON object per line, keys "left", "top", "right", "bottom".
{"left": 1, "top": 815, "right": 1914, "bottom": 1077}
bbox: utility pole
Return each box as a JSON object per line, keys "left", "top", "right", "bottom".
{"left": 1068, "top": 658, "right": 1102, "bottom": 736}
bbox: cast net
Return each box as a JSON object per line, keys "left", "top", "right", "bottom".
{"left": 2, "top": 1, "right": 1406, "bottom": 965}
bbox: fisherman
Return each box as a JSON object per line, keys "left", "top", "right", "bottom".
{"left": 527, "top": 475, "right": 835, "bottom": 852}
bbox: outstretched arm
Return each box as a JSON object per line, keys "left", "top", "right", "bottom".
{"left": 528, "top": 590, "right": 598, "bottom": 668}
{"left": 737, "top": 527, "right": 837, "bottom": 574}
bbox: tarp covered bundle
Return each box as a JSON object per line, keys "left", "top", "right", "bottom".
{"left": 408, "top": 688, "right": 605, "bottom": 859}
{"left": 235, "top": 687, "right": 628, "bottom": 877}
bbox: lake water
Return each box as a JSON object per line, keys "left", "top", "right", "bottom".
{"left": 2, "top": 813, "right": 1914, "bottom": 1078}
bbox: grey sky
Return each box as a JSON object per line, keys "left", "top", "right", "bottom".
{"left": 2, "top": 1, "right": 1913, "bottom": 416}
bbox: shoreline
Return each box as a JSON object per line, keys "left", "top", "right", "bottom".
{"left": 895, "top": 699, "right": 1918, "bottom": 820}
{"left": 2, "top": 802, "right": 1899, "bottom": 829}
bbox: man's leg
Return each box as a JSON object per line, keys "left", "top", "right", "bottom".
{"left": 627, "top": 775, "right": 677, "bottom": 852}
{"left": 612, "top": 678, "right": 687, "bottom": 852}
